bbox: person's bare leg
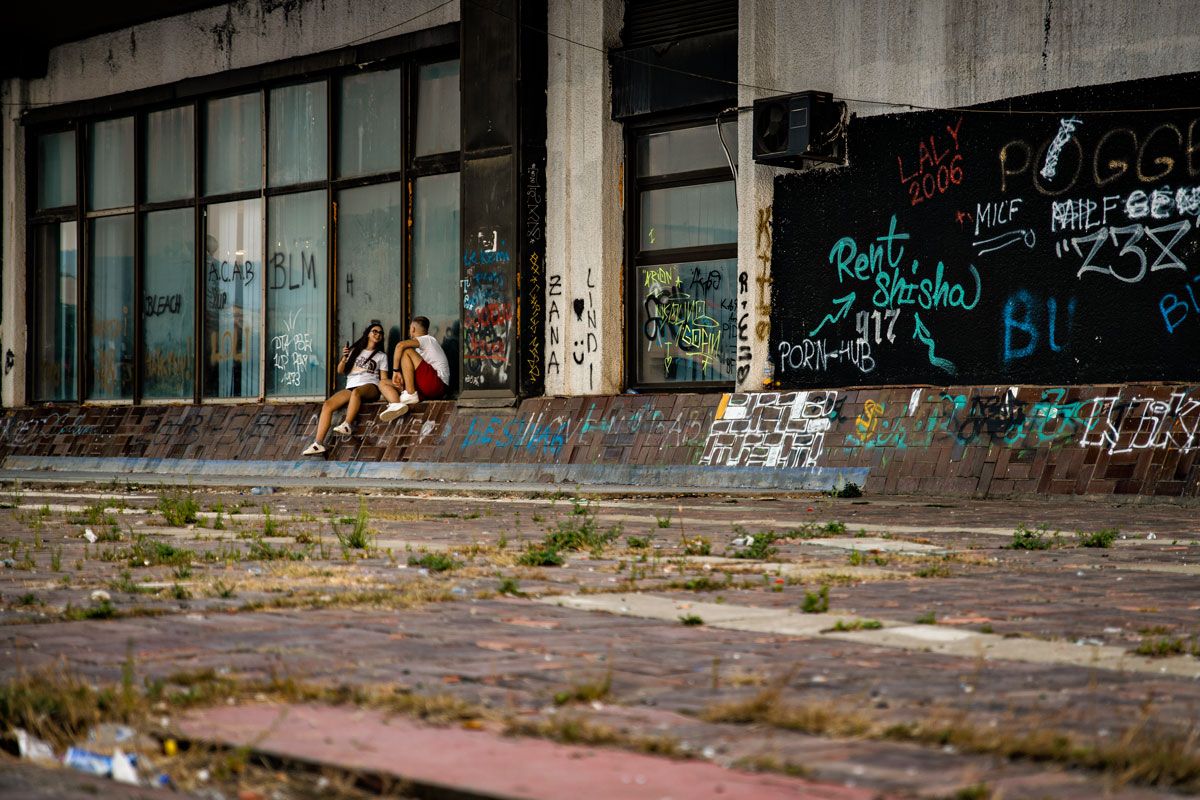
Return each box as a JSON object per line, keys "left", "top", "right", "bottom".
{"left": 345, "top": 385, "right": 379, "bottom": 424}
{"left": 401, "top": 349, "right": 422, "bottom": 395}
{"left": 316, "top": 390, "right": 351, "bottom": 442}
{"left": 378, "top": 380, "right": 400, "bottom": 403}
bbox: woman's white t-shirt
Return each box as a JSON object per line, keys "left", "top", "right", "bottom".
{"left": 345, "top": 350, "right": 389, "bottom": 389}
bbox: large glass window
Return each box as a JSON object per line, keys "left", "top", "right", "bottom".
{"left": 267, "top": 191, "right": 326, "bottom": 396}
{"left": 37, "top": 132, "right": 76, "bottom": 209}
{"left": 88, "top": 117, "right": 134, "bottom": 210}
{"left": 204, "top": 199, "right": 262, "bottom": 398}
{"left": 338, "top": 68, "right": 403, "bottom": 178}
{"left": 144, "top": 209, "right": 195, "bottom": 399}
{"left": 31, "top": 223, "right": 78, "bottom": 400}
{"left": 412, "top": 173, "right": 461, "bottom": 374}
{"left": 415, "top": 60, "right": 460, "bottom": 156}
{"left": 87, "top": 215, "right": 135, "bottom": 400}
{"left": 336, "top": 182, "right": 405, "bottom": 386}
{"left": 205, "top": 93, "right": 262, "bottom": 196}
{"left": 29, "top": 50, "right": 460, "bottom": 405}
{"left": 630, "top": 120, "right": 737, "bottom": 386}
{"left": 145, "top": 106, "right": 195, "bottom": 203}
{"left": 269, "top": 81, "right": 327, "bottom": 187}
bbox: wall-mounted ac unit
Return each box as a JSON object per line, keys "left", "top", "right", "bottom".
{"left": 752, "top": 91, "right": 844, "bottom": 167}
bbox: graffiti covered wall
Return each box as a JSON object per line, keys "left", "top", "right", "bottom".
{"left": 1, "top": 385, "right": 1197, "bottom": 497}
{"left": 771, "top": 72, "right": 1200, "bottom": 388}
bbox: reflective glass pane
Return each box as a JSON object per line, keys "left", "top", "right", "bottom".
{"left": 87, "top": 215, "right": 135, "bottom": 399}
{"left": 204, "top": 198, "right": 262, "bottom": 398}
{"left": 636, "top": 121, "right": 737, "bottom": 177}
{"left": 336, "top": 182, "right": 405, "bottom": 390}
{"left": 412, "top": 172, "right": 460, "bottom": 387}
{"left": 32, "top": 222, "right": 77, "bottom": 401}
{"left": 204, "top": 93, "right": 262, "bottom": 195}
{"left": 415, "top": 60, "right": 460, "bottom": 156}
{"left": 38, "top": 131, "right": 76, "bottom": 209}
{"left": 269, "top": 81, "right": 327, "bottom": 186}
{"left": 88, "top": 117, "right": 134, "bottom": 210}
{"left": 144, "top": 209, "right": 195, "bottom": 399}
{"left": 339, "top": 68, "right": 403, "bottom": 178}
{"left": 635, "top": 258, "right": 737, "bottom": 384}
{"left": 146, "top": 106, "right": 195, "bottom": 203}
{"left": 640, "top": 181, "right": 736, "bottom": 251}
{"left": 267, "top": 190, "right": 326, "bottom": 396}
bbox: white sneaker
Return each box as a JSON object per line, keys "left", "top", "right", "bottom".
{"left": 332, "top": 421, "right": 352, "bottom": 436}
{"left": 379, "top": 402, "right": 410, "bottom": 422}
{"left": 302, "top": 441, "right": 326, "bottom": 456}
{"left": 399, "top": 391, "right": 420, "bottom": 405}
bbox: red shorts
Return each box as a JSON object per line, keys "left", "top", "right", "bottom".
{"left": 415, "top": 361, "right": 447, "bottom": 400}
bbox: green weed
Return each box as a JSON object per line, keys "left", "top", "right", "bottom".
{"left": 1078, "top": 527, "right": 1119, "bottom": 548}
{"left": 728, "top": 526, "right": 779, "bottom": 560}
{"left": 1006, "top": 523, "right": 1058, "bottom": 550}
{"left": 408, "top": 552, "right": 460, "bottom": 572}
{"left": 801, "top": 585, "right": 830, "bottom": 613}
{"left": 155, "top": 483, "right": 199, "bottom": 526}
{"left": 679, "top": 614, "right": 704, "bottom": 626}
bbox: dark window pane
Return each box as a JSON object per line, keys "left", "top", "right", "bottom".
{"left": 269, "top": 81, "right": 327, "bottom": 187}
{"left": 415, "top": 60, "right": 460, "bottom": 156}
{"left": 412, "top": 172, "right": 460, "bottom": 384}
{"left": 267, "top": 190, "right": 326, "bottom": 396}
{"left": 635, "top": 258, "right": 737, "bottom": 383}
{"left": 87, "top": 215, "right": 135, "bottom": 399}
{"left": 31, "top": 222, "right": 78, "bottom": 400}
{"left": 204, "top": 198, "right": 262, "bottom": 398}
{"left": 339, "top": 68, "right": 403, "bottom": 178}
{"left": 636, "top": 121, "right": 736, "bottom": 178}
{"left": 144, "top": 208, "right": 195, "bottom": 399}
{"left": 205, "top": 93, "right": 262, "bottom": 196}
{"left": 37, "top": 131, "right": 76, "bottom": 209}
{"left": 145, "top": 106, "right": 195, "bottom": 203}
{"left": 88, "top": 117, "right": 134, "bottom": 210}
{"left": 640, "top": 181, "right": 736, "bottom": 251}
{"left": 336, "top": 182, "right": 405, "bottom": 389}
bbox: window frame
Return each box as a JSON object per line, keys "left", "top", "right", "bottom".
{"left": 624, "top": 111, "right": 738, "bottom": 393}
{"left": 24, "top": 37, "right": 461, "bottom": 406}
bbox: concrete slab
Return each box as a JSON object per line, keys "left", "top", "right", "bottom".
{"left": 798, "top": 537, "right": 946, "bottom": 554}
{"left": 180, "top": 702, "right": 885, "bottom": 800}
{"left": 539, "top": 593, "right": 1200, "bottom": 679}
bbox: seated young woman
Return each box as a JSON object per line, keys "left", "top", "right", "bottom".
{"left": 302, "top": 321, "right": 401, "bottom": 456}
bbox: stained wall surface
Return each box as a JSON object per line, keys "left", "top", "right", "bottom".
{"left": 3, "top": 384, "right": 1197, "bottom": 498}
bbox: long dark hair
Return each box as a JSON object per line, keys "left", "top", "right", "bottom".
{"left": 346, "top": 320, "right": 385, "bottom": 369}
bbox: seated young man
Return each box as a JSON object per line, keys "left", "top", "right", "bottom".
{"left": 379, "top": 316, "right": 450, "bottom": 422}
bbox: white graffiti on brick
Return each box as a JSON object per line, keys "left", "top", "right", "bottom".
{"left": 699, "top": 391, "right": 838, "bottom": 469}
{"left": 1079, "top": 391, "right": 1200, "bottom": 454}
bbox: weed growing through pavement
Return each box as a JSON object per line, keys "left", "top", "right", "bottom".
{"left": 1078, "top": 527, "right": 1119, "bottom": 548}
{"left": 497, "top": 576, "right": 525, "bottom": 596}
{"left": 554, "top": 664, "right": 613, "bottom": 705}
{"left": 801, "top": 585, "right": 830, "bottom": 613}
{"left": 655, "top": 511, "right": 672, "bottom": 528}
{"left": 1006, "top": 523, "right": 1060, "bottom": 550}
{"left": 831, "top": 482, "right": 863, "bottom": 498}
{"left": 50, "top": 545, "right": 62, "bottom": 572}
{"left": 728, "top": 525, "right": 779, "bottom": 559}
{"left": 170, "top": 583, "right": 192, "bottom": 600}
{"left": 331, "top": 498, "right": 372, "bottom": 551}
{"left": 211, "top": 578, "right": 237, "bottom": 598}
{"left": 915, "top": 610, "right": 937, "bottom": 624}
{"left": 826, "top": 618, "right": 882, "bottom": 632}
{"left": 914, "top": 561, "right": 952, "bottom": 578}
{"left": 626, "top": 534, "right": 650, "bottom": 549}
{"left": 517, "top": 542, "right": 565, "bottom": 567}
{"left": 128, "top": 534, "right": 194, "bottom": 568}
{"left": 681, "top": 534, "right": 711, "bottom": 556}
{"left": 679, "top": 613, "right": 704, "bottom": 626}
{"left": 260, "top": 505, "right": 281, "bottom": 538}
{"left": 408, "top": 551, "right": 460, "bottom": 572}
{"left": 155, "top": 483, "right": 200, "bottom": 526}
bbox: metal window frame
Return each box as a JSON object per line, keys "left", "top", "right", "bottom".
{"left": 23, "top": 29, "right": 461, "bottom": 407}
{"left": 624, "top": 111, "right": 738, "bottom": 393}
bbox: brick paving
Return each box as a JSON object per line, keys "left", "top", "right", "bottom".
{"left": 2, "top": 483, "right": 1199, "bottom": 798}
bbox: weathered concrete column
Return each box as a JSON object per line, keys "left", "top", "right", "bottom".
{"left": 735, "top": 0, "right": 780, "bottom": 392}
{"left": 1, "top": 79, "right": 27, "bottom": 407}
{"left": 544, "top": 0, "right": 623, "bottom": 396}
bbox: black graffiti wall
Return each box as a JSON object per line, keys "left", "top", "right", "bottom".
{"left": 772, "top": 72, "right": 1200, "bottom": 388}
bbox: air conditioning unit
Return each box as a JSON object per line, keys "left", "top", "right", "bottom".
{"left": 752, "top": 91, "right": 844, "bottom": 167}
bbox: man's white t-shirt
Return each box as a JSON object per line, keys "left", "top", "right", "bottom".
{"left": 417, "top": 335, "right": 451, "bottom": 385}
{"left": 345, "top": 350, "right": 388, "bottom": 389}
